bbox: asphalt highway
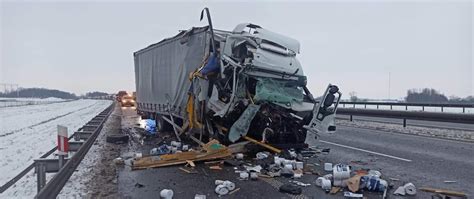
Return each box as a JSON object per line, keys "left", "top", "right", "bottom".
{"left": 313, "top": 125, "right": 474, "bottom": 198}
{"left": 116, "top": 108, "right": 473, "bottom": 198}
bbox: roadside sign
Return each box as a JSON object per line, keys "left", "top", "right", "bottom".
{"left": 57, "top": 125, "right": 69, "bottom": 155}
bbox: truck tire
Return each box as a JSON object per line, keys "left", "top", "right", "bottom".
{"left": 156, "top": 115, "right": 171, "bottom": 132}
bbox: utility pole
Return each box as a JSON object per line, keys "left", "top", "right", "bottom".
{"left": 388, "top": 72, "right": 391, "bottom": 100}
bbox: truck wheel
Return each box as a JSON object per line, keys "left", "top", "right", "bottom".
{"left": 156, "top": 115, "right": 167, "bottom": 132}
{"left": 156, "top": 115, "right": 175, "bottom": 132}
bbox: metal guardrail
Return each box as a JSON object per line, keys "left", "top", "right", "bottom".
{"left": 0, "top": 102, "right": 114, "bottom": 197}
{"left": 337, "top": 108, "right": 474, "bottom": 127}
{"left": 339, "top": 101, "right": 474, "bottom": 113}
{"left": 34, "top": 103, "right": 114, "bottom": 199}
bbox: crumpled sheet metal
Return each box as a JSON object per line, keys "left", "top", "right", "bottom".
{"left": 228, "top": 104, "right": 261, "bottom": 142}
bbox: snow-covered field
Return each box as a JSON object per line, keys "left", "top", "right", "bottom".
{"left": 0, "top": 97, "right": 68, "bottom": 108}
{"left": 342, "top": 104, "right": 473, "bottom": 114}
{"left": 0, "top": 99, "right": 112, "bottom": 198}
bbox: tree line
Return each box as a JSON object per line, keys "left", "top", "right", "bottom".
{"left": 406, "top": 88, "right": 473, "bottom": 103}
{"left": 0, "top": 88, "right": 111, "bottom": 99}
{"left": 347, "top": 88, "right": 473, "bottom": 104}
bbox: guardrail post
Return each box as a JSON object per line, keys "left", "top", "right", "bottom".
{"left": 422, "top": 106, "right": 425, "bottom": 111}
{"left": 343, "top": 104, "right": 345, "bottom": 108}
{"left": 403, "top": 119, "right": 407, "bottom": 128}
{"left": 441, "top": 106, "right": 444, "bottom": 112}
{"left": 350, "top": 115, "right": 353, "bottom": 121}
{"left": 376, "top": 105, "right": 379, "bottom": 109}
{"left": 364, "top": 104, "right": 367, "bottom": 109}
{"left": 405, "top": 105, "right": 408, "bottom": 111}
{"left": 35, "top": 160, "right": 46, "bottom": 193}
{"left": 353, "top": 104, "right": 355, "bottom": 108}
{"left": 463, "top": 107, "right": 465, "bottom": 113}
{"left": 390, "top": 105, "right": 393, "bottom": 110}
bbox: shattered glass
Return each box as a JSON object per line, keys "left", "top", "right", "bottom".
{"left": 254, "top": 78, "right": 304, "bottom": 105}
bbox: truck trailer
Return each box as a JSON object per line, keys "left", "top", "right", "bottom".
{"left": 134, "top": 9, "right": 341, "bottom": 148}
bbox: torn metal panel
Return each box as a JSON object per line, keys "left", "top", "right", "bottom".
{"left": 228, "top": 104, "right": 261, "bottom": 142}
{"left": 232, "top": 23, "right": 300, "bottom": 53}
{"left": 249, "top": 48, "right": 303, "bottom": 77}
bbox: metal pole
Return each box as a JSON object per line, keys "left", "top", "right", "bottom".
{"left": 58, "top": 155, "right": 65, "bottom": 168}
{"left": 36, "top": 161, "right": 46, "bottom": 193}
{"left": 403, "top": 119, "right": 407, "bottom": 128}
{"left": 350, "top": 115, "right": 353, "bottom": 121}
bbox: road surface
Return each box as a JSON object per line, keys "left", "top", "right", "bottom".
{"left": 113, "top": 108, "right": 473, "bottom": 198}
{"left": 313, "top": 125, "right": 474, "bottom": 198}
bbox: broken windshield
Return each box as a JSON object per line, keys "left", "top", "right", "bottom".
{"left": 253, "top": 77, "right": 304, "bottom": 105}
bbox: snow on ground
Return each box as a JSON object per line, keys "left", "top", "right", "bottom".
{"left": 342, "top": 104, "right": 473, "bottom": 114}
{"left": 0, "top": 99, "right": 112, "bottom": 198}
{"left": 59, "top": 106, "right": 122, "bottom": 198}
{"left": 0, "top": 97, "right": 68, "bottom": 107}
{"left": 337, "top": 119, "right": 474, "bottom": 141}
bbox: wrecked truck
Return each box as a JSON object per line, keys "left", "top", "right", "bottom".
{"left": 134, "top": 9, "right": 341, "bottom": 149}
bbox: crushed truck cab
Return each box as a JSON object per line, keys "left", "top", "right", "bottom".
{"left": 134, "top": 14, "right": 341, "bottom": 149}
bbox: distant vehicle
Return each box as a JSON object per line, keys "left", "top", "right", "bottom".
{"left": 116, "top": 91, "right": 128, "bottom": 102}
{"left": 121, "top": 95, "right": 135, "bottom": 107}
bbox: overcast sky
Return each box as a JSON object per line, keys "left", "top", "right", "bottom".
{"left": 1, "top": 0, "right": 472, "bottom": 99}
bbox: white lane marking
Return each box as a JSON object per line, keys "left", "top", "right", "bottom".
{"left": 319, "top": 140, "right": 413, "bottom": 162}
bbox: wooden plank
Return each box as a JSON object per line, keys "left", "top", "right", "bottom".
{"left": 419, "top": 187, "right": 467, "bottom": 197}
{"left": 243, "top": 136, "right": 281, "bottom": 154}
{"left": 132, "top": 142, "right": 232, "bottom": 170}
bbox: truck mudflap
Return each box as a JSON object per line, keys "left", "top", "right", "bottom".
{"left": 304, "top": 84, "right": 341, "bottom": 140}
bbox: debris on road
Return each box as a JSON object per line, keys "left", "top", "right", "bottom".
{"left": 194, "top": 194, "right": 206, "bottom": 199}
{"left": 403, "top": 183, "right": 417, "bottom": 195}
{"left": 132, "top": 140, "right": 231, "bottom": 169}
{"left": 279, "top": 183, "right": 303, "bottom": 195}
{"left": 160, "top": 189, "right": 174, "bottom": 199}
{"left": 134, "top": 183, "right": 145, "bottom": 188}
{"left": 113, "top": 157, "right": 124, "bottom": 165}
{"left": 214, "top": 180, "right": 236, "bottom": 196}
{"left": 419, "top": 187, "right": 467, "bottom": 198}
{"left": 343, "top": 191, "right": 363, "bottom": 198}
{"left": 106, "top": 134, "right": 129, "bottom": 144}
